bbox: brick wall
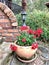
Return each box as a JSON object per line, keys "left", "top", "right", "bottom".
{"left": 0, "top": 2, "right": 20, "bottom": 42}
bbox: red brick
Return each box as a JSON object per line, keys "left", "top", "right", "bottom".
{"left": 0, "top": 19, "right": 10, "bottom": 23}
{"left": 4, "top": 38, "right": 13, "bottom": 42}
{"left": 2, "top": 24, "right": 11, "bottom": 29}
{"left": 0, "top": 26, "right": 2, "bottom": 29}
{"left": 0, "top": 10, "right": 5, "bottom": 15}
{"left": 7, "top": 29, "right": 19, "bottom": 33}
{"left": 0, "top": 29, "right": 4, "bottom": 33}
{"left": 4, "top": 36, "right": 18, "bottom": 42}
{"left": 0, "top": 15, "right": 8, "bottom": 19}
{"left": 13, "top": 33, "right": 20, "bottom": 37}
{"left": 3, "top": 27, "right": 12, "bottom": 29}
{"left": 4, "top": 37, "right": 16, "bottom": 42}
{"left": 2, "top": 33, "right": 13, "bottom": 37}
{"left": 0, "top": 22, "right": 11, "bottom": 29}
{"left": 0, "top": 29, "right": 9, "bottom": 33}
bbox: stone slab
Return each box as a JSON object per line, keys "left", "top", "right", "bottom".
{"left": 0, "top": 42, "right": 13, "bottom": 65}
{"left": 6, "top": 54, "right": 44, "bottom": 65}
{"left": 0, "top": 53, "right": 11, "bottom": 65}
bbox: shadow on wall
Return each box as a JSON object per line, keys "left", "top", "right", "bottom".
{"left": 0, "top": 0, "right": 22, "bottom": 14}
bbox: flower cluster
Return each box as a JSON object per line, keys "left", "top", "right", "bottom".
{"left": 17, "top": 26, "right": 43, "bottom": 46}
{"left": 10, "top": 44, "right": 17, "bottom": 51}
{"left": 20, "top": 26, "right": 29, "bottom": 31}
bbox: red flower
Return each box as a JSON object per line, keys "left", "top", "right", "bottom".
{"left": 28, "top": 29, "right": 35, "bottom": 34}
{"left": 31, "top": 43, "right": 38, "bottom": 49}
{"left": 36, "top": 28, "right": 43, "bottom": 37}
{"left": 22, "top": 38, "right": 26, "bottom": 42}
{"left": 20, "top": 26, "right": 28, "bottom": 31}
{"left": 10, "top": 44, "right": 17, "bottom": 51}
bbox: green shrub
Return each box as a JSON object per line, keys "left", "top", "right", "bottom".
{"left": 34, "top": 0, "right": 49, "bottom": 11}
{"left": 16, "top": 9, "right": 49, "bottom": 42}
{"left": 41, "top": 27, "right": 49, "bottom": 42}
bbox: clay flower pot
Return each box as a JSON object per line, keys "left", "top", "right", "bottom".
{"left": 15, "top": 44, "right": 37, "bottom": 59}
{"left": 10, "top": 41, "right": 38, "bottom": 59}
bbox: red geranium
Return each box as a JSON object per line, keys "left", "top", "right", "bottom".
{"left": 20, "top": 26, "right": 28, "bottom": 31}
{"left": 35, "top": 28, "right": 43, "bottom": 37}
{"left": 31, "top": 42, "right": 38, "bottom": 49}
{"left": 22, "top": 38, "right": 26, "bottom": 42}
{"left": 37, "top": 28, "right": 43, "bottom": 34}
{"left": 17, "top": 27, "right": 43, "bottom": 46}
{"left": 10, "top": 44, "right": 17, "bottom": 51}
{"left": 28, "top": 29, "right": 35, "bottom": 34}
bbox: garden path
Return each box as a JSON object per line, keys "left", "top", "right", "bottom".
{"left": 0, "top": 42, "right": 49, "bottom": 65}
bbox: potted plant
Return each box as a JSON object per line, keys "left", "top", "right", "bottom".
{"left": 10, "top": 26, "right": 43, "bottom": 60}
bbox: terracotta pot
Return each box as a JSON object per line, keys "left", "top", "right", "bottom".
{"left": 15, "top": 42, "right": 37, "bottom": 59}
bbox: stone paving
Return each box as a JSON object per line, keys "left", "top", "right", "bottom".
{"left": 7, "top": 55, "right": 44, "bottom": 65}
{"left": 0, "top": 42, "right": 43, "bottom": 65}
{"left": 0, "top": 42, "right": 13, "bottom": 65}
{"left": 0, "top": 42, "right": 49, "bottom": 65}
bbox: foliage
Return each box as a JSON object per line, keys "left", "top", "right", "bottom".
{"left": 17, "top": 32, "right": 35, "bottom": 46}
{"left": 16, "top": 9, "right": 49, "bottom": 28}
{"left": 13, "top": 0, "right": 49, "bottom": 43}
{"left": 16, "top": 26, "right": 43, "bottom": 46}
{"left": 34, "top": 0, "right": 49, "bottom": 11}
{"left": 16, "top": 9, "right": 49, "bottom": 42}
{"left": 41, "top": 27, "right": 49, "bottom": 42}
{"left": 13, "top": 0, "right": 49, "bottom": 11}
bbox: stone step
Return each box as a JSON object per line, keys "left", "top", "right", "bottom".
{"left": 0, "top": 42, "right": 13, "bottom": 65}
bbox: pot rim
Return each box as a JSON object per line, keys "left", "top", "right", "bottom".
{"left": 17, "top": 53, "right": 37, "bottom": 63}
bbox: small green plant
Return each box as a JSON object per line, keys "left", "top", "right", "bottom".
{"left": 17, "top": 32, "right": 35, "bottom": 46}
{"left": 16, "top": 26, "right": 43, "bottom": 46}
